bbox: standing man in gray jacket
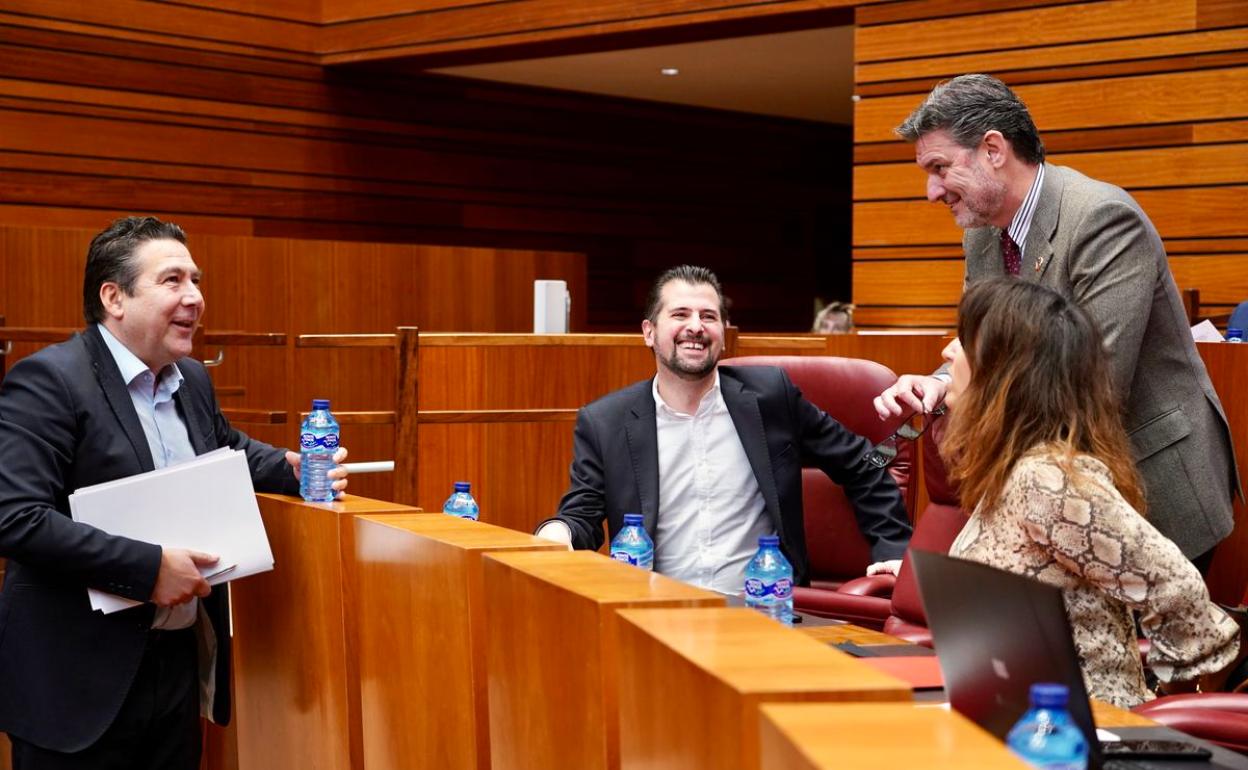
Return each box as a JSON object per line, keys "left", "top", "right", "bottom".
{"left": 874, "top": 73, "right": 1237, "bottom": 567}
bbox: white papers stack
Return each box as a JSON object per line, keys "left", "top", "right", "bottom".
{"left": 69, "top": 448, "right": 275, "bottom": 614}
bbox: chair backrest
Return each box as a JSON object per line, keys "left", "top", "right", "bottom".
{"left": 886, "top": 418, "right": 967, "bottom": 638}
{"left": 721, "top": 356, "right": 913, "bottom": 586}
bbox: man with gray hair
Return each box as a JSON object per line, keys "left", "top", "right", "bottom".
{"left": 873, "top": 74, "right": 1237, "bottom": 568}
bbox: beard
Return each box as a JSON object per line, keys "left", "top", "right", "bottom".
{"left": 951, "top": 164, "right": 1007, "bottom": 229}
{"left": 659, "top": 336, "right": 720, "bottom": 380}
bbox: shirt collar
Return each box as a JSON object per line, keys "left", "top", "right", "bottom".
{"left": 1006, "top": 163, "right": 1045, "bottom": 253}
{"left": 652, "top": 369, "right": 721, "bottom": 418}
{"left": 96, "top": 323, "right": 183, "bottom": 392}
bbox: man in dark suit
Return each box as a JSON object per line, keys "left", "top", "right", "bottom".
{"left": 536, "top": 265, "right": 910, "bottom": 590}
{"left": 0, "top": 216, "right": 348, "bottom": 769}
{"left": 874, "top": 74, "right": 1237, "bottom": 567}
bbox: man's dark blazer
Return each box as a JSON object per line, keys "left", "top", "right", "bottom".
{"left": 546, "top": 365, "right": 911, "bottom": 585}
{"left": 0, "top": 325, "right": 298, "bottom": 752}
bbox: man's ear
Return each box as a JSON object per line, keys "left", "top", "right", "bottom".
{"left": 981, "top": 130, "right": 1010, "bottom": 169}
{"left": 641, "top": 318, "right": 656, "bottom": 350}
{"left": 99, "top": 282, "right": 125, "bottom": 321}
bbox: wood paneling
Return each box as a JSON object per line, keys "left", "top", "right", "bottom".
{"left": 230, "top": 495, "right": 416, "bottom": 770}
{"left": 856, "top": 68, "right": 1248, "bottom": 143}
{"left": 1197, "top": 343, "right": 1248, "bottom": 605}
{"left": 483, "top": 550, "right": 725, "bottom": 770}
{"left": 320, "top": 0, "right": 856, "bottom": 63}
{"left": 0, "top": 18, "right": 845, "bottom": 333}
{"left": 353, "top": 514, "right": 565, "bottom": 770}
{"left": 856, "top": 145, "right": 1248, "bottom": 201}
{"left": 615, "top": 607, "right": 911, "bottom": 770}
{"left": 855, "top": 0, "right": 1195, "bottom": 64}
{"left": 858, "top": 27, "right": 1248, "bottom": 86}
{"left": 0, "top": 0, "right": 318, "bottom": 59}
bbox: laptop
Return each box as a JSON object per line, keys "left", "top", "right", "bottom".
{"left": 909, "top": 549, "right": 1245, "bottom": 769}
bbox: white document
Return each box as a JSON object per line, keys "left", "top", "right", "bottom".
{"left": 69, "top": 449, "right": 274, "bottom": 614}
{"left": 1191, "top": 319, "right": 1225, "bottom": 342}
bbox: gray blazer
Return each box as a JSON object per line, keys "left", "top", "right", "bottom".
{"left": 963, "top": 163, "right": 1238, "bottom": 558}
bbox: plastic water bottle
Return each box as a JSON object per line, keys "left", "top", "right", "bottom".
{"left": 1006, "top": 683, "right": 1089, "bottom": 769}
{"left": 299, "top": 398, "right": 339, "bottom": 503}
{"left": 442, "top": 482, "right": 480, "bottom": 521}
{"left": 744, "top": 534, "right": 793, "bottom": 625}
{"left": 1227, "top": 327, "right": 1244, "bottom": 343}
{"left": 609, "top": 513, "right": 653, "bottom": 570}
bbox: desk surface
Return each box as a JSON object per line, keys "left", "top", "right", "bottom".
{"left": 759, "top": 702, "right": 1031, "bottom": 769}
{"left": 796, "top": 618, "right": 1158, "bottom": 729}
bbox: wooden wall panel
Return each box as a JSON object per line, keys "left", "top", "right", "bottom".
{"left": 320, "top": 0, "right": 856, "bottom": 62}
{"left": 856, "top": 0, "right": 1194, "bottom": 64}
{"left": 0, "top": 19, "right": 845, "bottom": 333}
{"left": 0, "top": 0, "right": 318, "bottom": 59}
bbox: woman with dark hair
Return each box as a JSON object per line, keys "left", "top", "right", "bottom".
{"left": 941, "top": 278, "right": 1238, "bottom": 708}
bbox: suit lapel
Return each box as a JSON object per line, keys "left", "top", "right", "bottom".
{"left": 173, "top": 374, "right": 211, "bottom": 456}
{"left": 1025, "top": 163, "right": 1060, "bottom": 282}
{"left": 966, "top": 226, "right": 1005, "bottom": 281}
{"left": 83, "top": 326, "right": 156, "bottom": 473}
{"left": 721, "top": 373, "right": 783, "bottom": 533}
{"left": 624, "top": 382, "right": 661, "bottom": 532}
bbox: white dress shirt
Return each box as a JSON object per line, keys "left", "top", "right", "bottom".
{"left": 97, "top": 324, "right": 198, "bottom": 630}
{"left": 651, "top": 373, "right": 773, "bottom": 593}
{"left": 1007, "top": 163, "right": 1046, "bottom": 261}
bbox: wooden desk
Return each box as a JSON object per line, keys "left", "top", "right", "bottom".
{"left": 231, "top": 494, "right": 417, "bottom": 770}
{"left": 759, "top": 702, "right": 1030, "bottom": 769}
{"left": 483, "top": 550, "right": 725, "bottom": 770}
{"left": 799, "top": 621, "right": 909, "bottom": 647}
{"left": 615, "top": 607, "right": 913, "bottom": 770}
{"left": 353, "top": 514, "right": 567, "bottom": 770}
{"left": 798, "top": 621, "right": 1158, "bottom": 730}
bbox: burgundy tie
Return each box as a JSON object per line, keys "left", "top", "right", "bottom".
{"left": 1001, "top": 231, "right": 1022, "bottom": 276}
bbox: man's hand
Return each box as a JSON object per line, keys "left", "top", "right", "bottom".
{"left": 873, "top": 375, "right": 948, "bottom": 420}
{"left": 285, "top": 447, "right": 351, "bottom": 496}
{"left": 152, "top": 547, "right": 217, "bottom": 607}
{"left": 866, "top": 559, "right": 903, "bottom": 577}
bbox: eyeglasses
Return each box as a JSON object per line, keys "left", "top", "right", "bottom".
{"left": 864, "top": 405, "right": 947, "bottom": 469}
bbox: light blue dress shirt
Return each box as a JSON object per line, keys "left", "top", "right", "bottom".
{"left": 97, "top": 323, "right": 199, "bottom": 629}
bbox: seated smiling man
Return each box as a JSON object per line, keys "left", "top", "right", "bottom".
{"left": 536, "top": 265, "right": 910, "bottom": 592}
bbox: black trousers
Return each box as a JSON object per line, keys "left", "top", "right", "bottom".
{"left": 11, "top": 628, "right": 201, "bottom": 770}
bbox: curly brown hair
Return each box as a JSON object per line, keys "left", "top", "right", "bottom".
{"left": 941, "top": 278, "right": 1146, "bottom": 514}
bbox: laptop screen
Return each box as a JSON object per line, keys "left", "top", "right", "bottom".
{"left": 909, "top": 549, "right": 1105, "bottom": 765}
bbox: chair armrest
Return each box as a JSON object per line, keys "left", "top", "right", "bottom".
{"left": 793, "top": 587, "right": 891, "bottom": 630}
{"left": 1128, "top": 703, "right": 1248, "bottom": 754}
{"left": 837, "top": 574, "right": 897, "bottom": 598}
{"left": 1135, "top": 693, "right": 1248, "bottom": 716}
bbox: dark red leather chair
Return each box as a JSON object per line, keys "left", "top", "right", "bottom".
{"left": 1132, "top": 693, "right": 1248, "bottom": 754}
{"left": 791, "top": 418, "right": 967, "bottom": 642}
{"left": 719, "top": 356, "right": 915, "bottom": 591}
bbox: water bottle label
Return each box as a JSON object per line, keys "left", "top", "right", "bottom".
{"left": 611, "top": 550, "right": 639, "bottom": 566}
{"left": 774, "top": 578, "right": 793, "bottom": 599}
{"left": 744, "top": 577, "right": 792, "bottom": 599}
{"left": 301, "top": 432, "right": 340, "bottom": 450}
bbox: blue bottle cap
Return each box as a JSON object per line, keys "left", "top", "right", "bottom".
{"left": 312, "top": 398, "right": 331, "bottom": 410}
{"left": 453, "top": 481, "right": 471, "bottom": 492}
{"left": 758, "top": 534, "right": 780, "bottom": 547}
{"left": 1029, "top": 683, "right": 1069, "bottom": 708}
{"left": 622, "top": 513, "right": 643, "bottom": 526}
